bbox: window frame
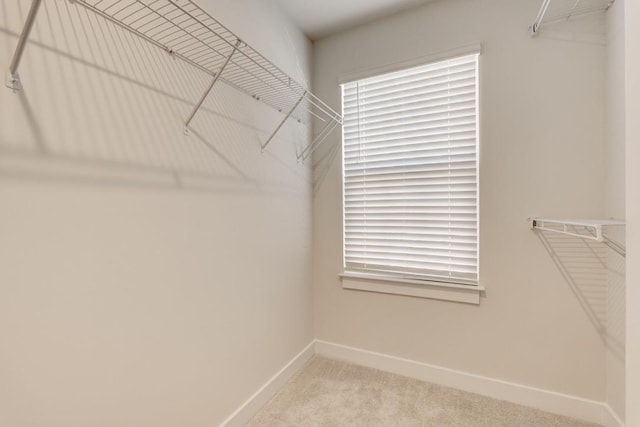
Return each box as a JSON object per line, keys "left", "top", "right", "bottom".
{"left": 339, "top": 45, "right": 483, "bottom": 304}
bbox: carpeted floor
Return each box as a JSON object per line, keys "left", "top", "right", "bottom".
{"left": 247, "top": 357, "right": 601, "bottom": 427}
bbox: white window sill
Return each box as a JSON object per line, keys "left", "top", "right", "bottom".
{"left": 339, "top": 272, "right": 484, "bottom": 304}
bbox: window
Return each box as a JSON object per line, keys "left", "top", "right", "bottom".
{"left": 341, "top": 53, "right": 479, "bottom": 294}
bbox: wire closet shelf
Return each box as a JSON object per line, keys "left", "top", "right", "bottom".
{"left": 530, "top": 0, "right": 615, "bottom": 36}
{"left": 529, "top": 218, "right": 626, "bottom": 257}
{"left": 7, "top": 0, "right": 343, "bottom": 160}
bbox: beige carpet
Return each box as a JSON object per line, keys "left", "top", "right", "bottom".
{"left": 247, "top": 357, "right": 601, "bottom": 427}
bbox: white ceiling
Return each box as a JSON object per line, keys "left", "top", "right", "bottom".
{"left": 274, "top": 0, "right": 434, "bottom": 40}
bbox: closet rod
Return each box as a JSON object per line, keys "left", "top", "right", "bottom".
{"left": 6, "top": 0, "right": 42, "bottom": 91}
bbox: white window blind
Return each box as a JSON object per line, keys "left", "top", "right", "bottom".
{"left": 342, "top": 53, "right": 479, "bottom": 286}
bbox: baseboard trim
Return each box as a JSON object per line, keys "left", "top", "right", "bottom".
{"left": 220, "top": 339, "right": 621, "bottom": 426}
{"left": 314, "top": 340, "right": 608, "bottom": 425}
{"left": 603, "top": 403, "right": 625, "bottom": 427}
{"left": 218, "top": 341, "right": 315, "bottom": 427}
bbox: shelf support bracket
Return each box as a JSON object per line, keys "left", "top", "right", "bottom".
{"left": 184, "top": 39, "right": 241, "bottom": 134}
{"left": 6, "top": 0, "right": 43, "bottom": 92}
{"left": 261, "top": 91, "right": 306, "bottom": 153}
{"left": 298, "top": 115, "right": 341, "bottom": 162}
{"left": 530, "top": 0, "right": 551, "bottom": 36}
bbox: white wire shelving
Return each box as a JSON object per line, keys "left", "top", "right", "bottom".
{"left": 529, "top": 218, "right": 626, "bottom": 257}
{"left": 6, "top": 0, "right": 342, "bottom": 160}
{"left": 530, "top": 0, "right": 615, "bottom": 36}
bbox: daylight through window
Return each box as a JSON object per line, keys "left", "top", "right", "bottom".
{"left": 341, "top": 53, "right": 479, "bottom": 286}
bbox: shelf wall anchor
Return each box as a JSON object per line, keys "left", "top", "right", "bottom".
{"left": 184, "top": 39, "right": 241, "bottom": 135}
{"left": 6, "top": 0, "right": 43, "bottom": 92}
{"left": 261, "top": 91, "right": 306, "bottom": 153}
{"left": 530, "top": 0, "right": 551, "bottom": 36}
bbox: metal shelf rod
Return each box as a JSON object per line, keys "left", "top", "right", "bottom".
{"left": 184, "top": 39, "right": 241, "bottom": 133}
{"left": 299, "top": 116, "right": 341, "bottom": 162}
{"left": 261, "top": 91, "right": 306, "bottom": 152}
{"left": 603, "top": 236, "right": 626, "bottom": 257}
{"left": 6, "top": 0, "right": 43, "bottom": 91}
{"left": 540, "top": 6, "right": 613, "bottom": 26}
{"left": 531, "top": 0, "right": 551, "bottom": 36}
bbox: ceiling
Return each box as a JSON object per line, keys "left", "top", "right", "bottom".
{"left": 274, "top": 0, "right": 434, "bottom": 40}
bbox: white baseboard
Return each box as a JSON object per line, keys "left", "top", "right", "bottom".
{"left": 219, "top": 339, "right": 622, "bottom": 427}
{"left": 218, "top": 341, "right": 315, "bottom": 427}
{"left": 314, "top": 340, "right": 610, "bottom": 426}
{"left": 603, "top": 404, "right": 625, "bottom": 427}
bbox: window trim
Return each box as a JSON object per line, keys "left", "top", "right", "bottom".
{"left": 340, "top": 45, "right": 482, "bottom": 303}
{"left": 340, "top": 271, "right": 483, "bottom": 304}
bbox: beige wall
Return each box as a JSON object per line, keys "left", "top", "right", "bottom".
{"left": 604, "top": 0, "right": 626, "bottom": 421}
{"left": 312, "top": 0, "right": 608, "bottom": 400}
{"left": 0, "top": 1, "right": 313, "bottom": 426}
{"left": 625, "top": 0, "right": 640, "bottom": 424}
